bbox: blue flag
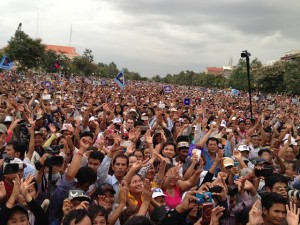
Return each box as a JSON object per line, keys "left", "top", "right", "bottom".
{"left": 164, "top": 85, "right": 172, "bottom": 93}
{"left": 114, "top": 70, "right": 125, "bottom": 90}
{"left": 0, "top": 55, "right": 14, "bottom": 70}
{"left": 231, "top": 89, "right": 240, "bottom": 96}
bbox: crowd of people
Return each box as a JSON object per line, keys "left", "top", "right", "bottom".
{"left": 0, "top": 71, "right": 300, "bottom": 225}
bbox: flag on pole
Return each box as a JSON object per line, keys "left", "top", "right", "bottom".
{"left": 0, "top": 55, "right": 14, "bottom": 70}
{"left": 114, "top": 70, "right": 125, "bottom": 90}
{"left": 231, "top": 89, "right": 240, "bottom": 96}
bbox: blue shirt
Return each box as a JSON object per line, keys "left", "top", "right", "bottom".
{"left": 202, "top": 148, "right": 220, "bottom": 175}
{"left": 49, "top": 175, "right": 75, "bottom": 224}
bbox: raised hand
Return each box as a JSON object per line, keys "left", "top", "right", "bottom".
{"left": 62, "top": 199, "right": 73, "bottom": 216}
{"left": 233, "top": 150, "right": 242, "bottom": 160}
{"left": 248, "top": 200, "right": 264, "bottom": 225}
{"left": 210, "top": 206, "right": 225, "bottom": 225}
{"left": 75, "top": 201, "right": 89, "bottom": 211}
{"left": 0, "top": 181, "right": 6, "bottom": 201}
{"left": 65, "top": 124, "right": 74, "bottom": 133}
{"left": 49, "top": 123, "right": 57, "bottom": 134}
{"left": 79, "top": 136, "right": 93, "bottom": 150}
{"left": 141, "top": 179, "right": 153, "bottom": 202}
{"left": 145, "top": 130, "right": 153, "bottom": 144}
{"left": 20, "top": 175, "right": 35, "bottom": 202}
{"left": 118, "top": 180, "right": 128, "bottom": 206}
{"left": 125, "top": 142, "right": 135, "bottom": 155}
{"left": 286, "top": 202, "right": 300, "bottom": 225}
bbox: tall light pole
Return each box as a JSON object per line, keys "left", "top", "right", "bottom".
{"left": 241, "top": 50, "right": 253, "bottom": 119}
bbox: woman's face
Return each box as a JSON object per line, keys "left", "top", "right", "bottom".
{"left": 128, "top": 155, "right": 138, "bottom": 168}
{"left": 115, "top": 105, "right": 121, "bottom": 113}
{"left": 145, "top": 165, "right": 156, "bottom": 180}
{"left": 59, "top": 138, "right": 67, "bottom": 145}
{"left": 7, "top": 211, "right": 29, "bottom": 225}
{"left": 129, "top": 175, "right": 143, "bottom": 194}
{"left": 93, "top": 215, "right": 107, "bottom": 225}
{"left": 162, "top": 144, "right": 175, "bottom": 159}
{"left": 98, "top": 191, "right": 114, "bottom": 209}
{"left": 134, "top": 151, "right": 144, "bottom": 161}
{"left": 165, "top": 167, "right": 178, "bottom": 186}
{"left": 143, "top": 148, "right": 151, "bottom": 160}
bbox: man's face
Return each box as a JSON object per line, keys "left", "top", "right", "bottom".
{"left": 87, "top": 158, "right": 101, "bottom": 173}
{"left": 177, "top": 148, "right": 189, "bottom": 161}
{"left": 285, "top": 147, "right": 295, "bottom": 161}
{"left": 269, "top": 182, "right": 288, "bottom": 198}
{"left": 251, "top": 136, "right": 261, "bottom": 148}
{"left": 239, "top": 122, "right": 246, "bottom": 131}
{"left": 207, "top": 140, "right": 218, "bottom": 154}
{"left": 263, "top": 203, "right": 286, "bottom": 225}
{"left": 260, "top": 152, "right": 270, "bottom": 161}
{"left": 240, "top": 151, "right": 249, "bottom": 158}
{"left": 5, "top": 145, "right": 17, "bottom": 158}
{"left": 112, "top": 158, "right": 128, "bottom": 178}
{"left": 126, "top": 119, "right": 134, "bottom": 130}
{"left": 34, "top": 134, "right": 44, "bottom": 147}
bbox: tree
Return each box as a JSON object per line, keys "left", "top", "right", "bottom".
{"left": 152, "top": 75, "right": 162, "bottom": 83}
{"left": 82, "top": 49, "right": 94, "bottom": 62}
{"left": 71, "top": 56, "right": 97, "bottom": 76}
{"left": 228, "top": 58, "right": 262, "bottom": 91}
{"left": 40, "top": 50, "right": 60, "bottom": 73}
{"left": 107, "top": 62, "right": 118, "bottom": 78}
{"left": 254, "top": 62, "right": 285, "bottom": 93}
{"left": 5, "top": 30, "right": 45, "bottom": 70}
{"left": 283, "top": 59, "right": 300, "bottom": 94}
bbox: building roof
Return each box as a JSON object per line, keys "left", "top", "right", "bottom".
{"left": 206, "top": 67, "right": 223, "bottom": 72}
{"left": 45, "top": 45, "right": 80, "bottom": 57}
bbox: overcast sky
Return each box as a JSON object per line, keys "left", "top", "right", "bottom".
{"left": 0, "top": 0, "right": 299, "bottom": 77}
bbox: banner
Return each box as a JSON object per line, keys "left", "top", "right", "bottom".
{"left": 231, "top": 89, "right": 240, "bottom": 96}
{"left": 0, "top": 55, "right": 14, "bottom": 70}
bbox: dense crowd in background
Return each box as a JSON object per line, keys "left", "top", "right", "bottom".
{"left": 0, "top": 71, "right": 300, "bottom": 225}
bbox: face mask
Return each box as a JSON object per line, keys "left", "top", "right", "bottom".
{"left": 44, "top": 172, "right": 61, "bottom": 181}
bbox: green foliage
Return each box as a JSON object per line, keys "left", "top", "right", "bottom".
{"left": 254, "top": 62, "right": 285, "bottom": 93}
{"left": 70, "top": 56, "right": 97, "bottom": 76}
{"left": 283, "top": 59, "right": 300, "bottom": 95}
{"left": 5, "top": 30, "right": 45, "bottom": 70}
{"left": 40, "top": 50, "right": 59, "bottom": 73}
{"left": 82, "top": 49, "right": 94, "bottom": 62}
{"left": 228, "top": 58, "right": 262, "bottom": 90}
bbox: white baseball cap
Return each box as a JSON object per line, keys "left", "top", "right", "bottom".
{"left": 152, "top": 188, "right": 166, "bottom": 199}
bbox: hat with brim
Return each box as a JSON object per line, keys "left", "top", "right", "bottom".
{"left": 223, "top": 157, "right": 234, "bottom": 167}
{"left": 152, "top": 188, "right": 166, "bottom": 199}
{"left": 177, "top": 141, "right": 189, "bottom": 149}
{"left": 89, "top": 116, "right": 97, "bottom": 122}
{"left": 4, "top": 116, "right": 13, "bottom": 123}
{"left": 68, "top": 189, "right": 90, "bottom": 202}
{"left": 237, "top": 145, "right": 250, "bottom": 152}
